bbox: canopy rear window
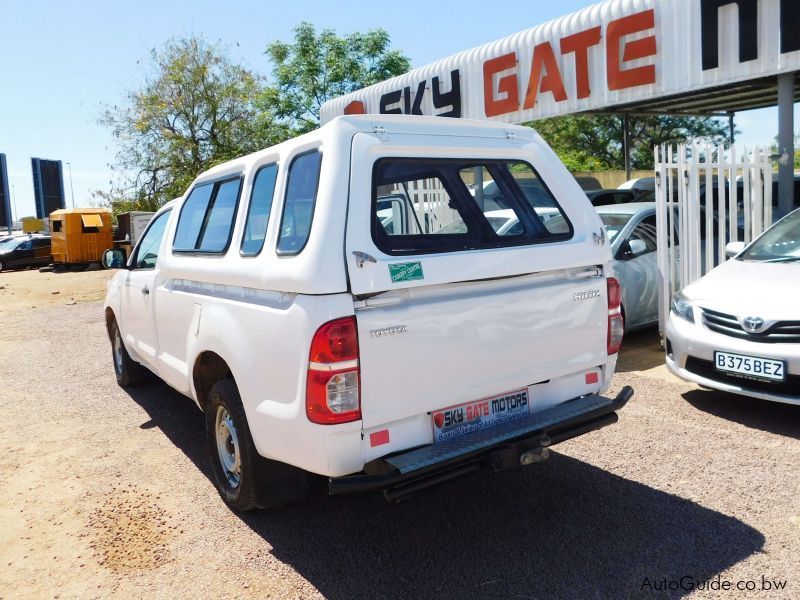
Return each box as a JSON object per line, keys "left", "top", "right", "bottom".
{"left": 372, "top": 158, "right": 572, "bottom": 255}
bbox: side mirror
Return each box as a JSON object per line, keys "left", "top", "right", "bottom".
{"left": 628, "top": 239, "right": 648, "bottom": 257}
{"left": 102, "top": 248, "right": 128, "bottom": 270}
{"left": 725, "top": 241, "right": 746, "bottom": 259}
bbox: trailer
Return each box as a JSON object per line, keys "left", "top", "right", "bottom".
{"left": 49, "top": 208, "right": 113, "bottom": 268}
{"left": 116, "top": 211, "right": 154, "bottom": 246}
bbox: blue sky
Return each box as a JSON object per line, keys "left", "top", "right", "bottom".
{"left": 0, "top": 0, "right": 795, "bottom": 219}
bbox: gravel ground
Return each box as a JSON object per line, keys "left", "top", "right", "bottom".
{"left": 1, "top": 297, "right": 799, "bottom": 599}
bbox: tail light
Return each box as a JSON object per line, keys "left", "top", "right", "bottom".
{"left": 607, "top": 277, "right": 624, "bottom": 355}
{"left": 306, "top": 317, "right": 361, "bottom": 424}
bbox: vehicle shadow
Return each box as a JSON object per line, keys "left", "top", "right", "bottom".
{"left": 125, "top": 378, "right": 212, "bottom": 480}
{"left": 616, "top": 326, "right": 664, "bottom": 373}
{"left": 683, "top": 388, "right": 800, "bottom": 440}
{"left": 125, "top": 380, "right": 764, "bottom": 599}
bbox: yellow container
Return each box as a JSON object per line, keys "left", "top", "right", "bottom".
{"left": 49, "top": 208, "right": 114, "bottom": 265}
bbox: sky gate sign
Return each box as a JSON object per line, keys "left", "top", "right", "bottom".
{"left": 320, "top": 0, "right": 800, "bottom": 125}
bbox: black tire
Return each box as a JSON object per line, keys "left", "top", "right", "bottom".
{"left": 39, "top": 265, "right": 54, "bottom": 273}
{"left": 109, "top": 318, "right": 146, "bottom": 387}
{"left": 205, "top": 379, "right": 309, "bottom": 511}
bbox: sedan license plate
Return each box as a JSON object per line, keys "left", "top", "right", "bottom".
{"left": 432, "top": 389, "right": 529, "bottom": 444}
{"left": 714, "top": 351, "right": 785, "bottom": 381}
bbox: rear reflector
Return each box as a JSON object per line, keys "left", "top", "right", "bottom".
{"left": 607, "top": 277, "right": 624, "bottom": 355}
{"left": 369, "top": 429, "right": 390, "bottom": 447}
{"left": 585, "top": 372, "right": 599, "bottom": 385}
{"left": 307, "top": 317, "right": 362, "bottom": 425}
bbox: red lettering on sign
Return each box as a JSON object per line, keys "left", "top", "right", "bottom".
{"left": 479, "top": 8, "right": 657, "bottom": 117}
{"left": 606, "top": 9, "right": 656, "bottom": 91}
{"left": 523, "top": 42, "right": 567, "bottom": 109}
{"left": 560, "top": 26, "right": 602, "bottom": 99}
{"left": 483, "top": 52, "right": 519, "bottom": 117}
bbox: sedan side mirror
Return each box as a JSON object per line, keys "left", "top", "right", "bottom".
{"left": 725, "top": 241, "right": 746, "bottom": 259}
{"left": 628, "top": 239, "right": 648, "bottom": 257}
{"left": 102, "top": 248, "right": 128, "bottom": 269}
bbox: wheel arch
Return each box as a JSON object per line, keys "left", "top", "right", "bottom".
{"left": 105, "top": 307, "right": 117, "bottom": 341}
{"left": 192, "top": 351, "right": 234, "bottom": 413}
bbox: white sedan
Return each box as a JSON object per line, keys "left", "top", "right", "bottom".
{"left": 665, "top": 208, "right": 800, "bottom": 405}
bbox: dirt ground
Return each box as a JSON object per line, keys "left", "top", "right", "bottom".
{"left": 1, "top": 269, "right": 799, "bottom": 599}
{"left": 0, "top": 269, "right": 111, "bottom": 317}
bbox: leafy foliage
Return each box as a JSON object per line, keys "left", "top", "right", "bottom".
{"left": 100, "top": 37, "right": 287, "bottom": 213}
{"left": 261, "top": 22, "right": 411, "bottom": 134}
{"left": 770, "top": 132, "right": 800, "bottom": 169}
{"left": 530, "top": 114, "right": 729, "bottom": 171}
{"left": 99, "top": 27, "right": 409, "bottom": 213}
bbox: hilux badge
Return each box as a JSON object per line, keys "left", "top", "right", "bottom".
{"left": 574, "top": 289, "right": 600, "bottom": 301}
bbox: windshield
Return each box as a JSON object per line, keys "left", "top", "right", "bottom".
{"left": 0, "top": 238, "right": 22, "bottom": 251}
{"left": 599, "top": 213, "right": 634, "bottom": 241}
{"left": 740, "top": 208, "right": 800, "bottom": 262}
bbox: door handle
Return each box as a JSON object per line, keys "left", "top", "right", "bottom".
{"left": 352, "top": 251, "right": 377, "bottom": 268}
{"left": 141, "top": 287, "right": 150, "bottom": 295}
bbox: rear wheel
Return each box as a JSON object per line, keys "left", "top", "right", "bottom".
{"left": 205, "top": 379, "right": 309, "bottom": 511}
{"left": 109, "top": 318, "right": 145, "bottom": 387}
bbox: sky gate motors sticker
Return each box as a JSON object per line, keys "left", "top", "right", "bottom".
{"left": 432, "top": 390, "right": 530, "bottom": 444}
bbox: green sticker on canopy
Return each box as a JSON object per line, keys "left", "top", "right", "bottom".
{"left": 389, "top": 261, "right": 424, "bottom": 283}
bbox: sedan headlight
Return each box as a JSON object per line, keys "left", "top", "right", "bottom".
{"left": 670, "top": 292, "right": 695, "bottom": 323}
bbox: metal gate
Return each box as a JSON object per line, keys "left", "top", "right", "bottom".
{"left": 654, "top": 143, "right": 772, "bottom": 336}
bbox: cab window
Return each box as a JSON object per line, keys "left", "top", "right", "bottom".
{"left": 133, "top": 210, "right": 171, "bottom": 269}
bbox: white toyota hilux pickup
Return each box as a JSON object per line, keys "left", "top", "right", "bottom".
{"left": 103, "top": 115, "right": 632, "bottom": 511}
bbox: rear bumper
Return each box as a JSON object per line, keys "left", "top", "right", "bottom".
{"left": 329, "top": 386, "right": 633, "bottom": 499}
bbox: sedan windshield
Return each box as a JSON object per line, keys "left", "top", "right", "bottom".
{"left": 0, "top": 238, "right": 22, "bottom": 251}
{"left": 599, "top": 213, "right": 634, "bottom": 242}
{"left": 740, "top": 208, "right": 800, "bottom": 262}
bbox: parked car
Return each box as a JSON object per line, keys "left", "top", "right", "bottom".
{"left": 596, "top": 204, "right": 660, "bottom": 331}
{"left": 0, "top": 235, "right": 51, "bottom": 272}
{"left": 619, "top": 177, "right": 656, "bottom": 202}
{"left": 102, "top": 114, "right": 632, "bottom": 511}
{"left": 586, "top": 189, "right": 638, "bottom": 207}
{"left": 543, "top": 202, "right": 717, "bottom": 332}
{"left": 666, "top": 207, "right": 800, "bottom": 405}
{"left": 475, "top": 178, "right": 560, "bottom": 212}
{"left": 573, "top": 175, "right": 603, "bottom": 191}
{"left": 546, "top": 202, "right": 662, "bottom": 331}
{"left": 733, "top": 173, "right": 800, "bottom": 236}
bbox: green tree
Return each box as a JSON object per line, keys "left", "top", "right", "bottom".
{"left": 769, "top": 132, "right": 800, "bottom": 169}
{"left": 530, "top": 114, "right": 728, "bottom": 171}
{"left": 262, "top": 22, "right": 411, "bottom": 134}
{"left": 100, "top": 37, "right": 286, "bottom": 212}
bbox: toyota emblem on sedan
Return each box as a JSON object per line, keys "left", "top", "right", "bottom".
{"left": 742, "top": 316, "right": 766, "bottom": 333}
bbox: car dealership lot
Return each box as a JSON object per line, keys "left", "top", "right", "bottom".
{"left": 0, "top": 270, "right": 798, "bottom": 598}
